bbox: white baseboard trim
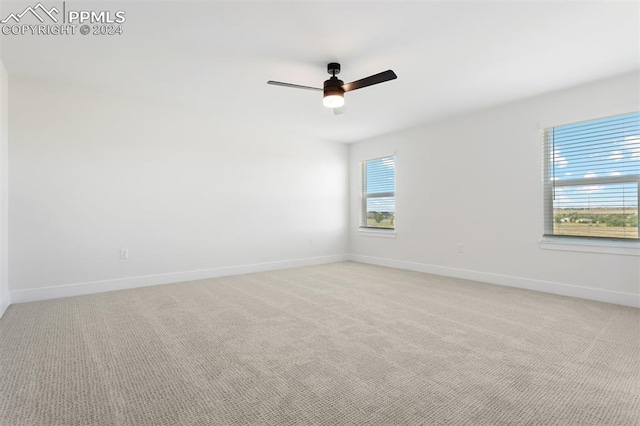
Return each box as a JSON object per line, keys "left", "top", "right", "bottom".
{"left": 8, "top": 253, "right": 638, "bottom": 308}
{"left": 349, "top": 254, "right": 640, "bottom": 308}
{"left": 10, "top": 254, "right": 349, "bottom": 304}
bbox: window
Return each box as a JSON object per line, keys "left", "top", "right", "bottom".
{"left": 543, "top": 112, "right": 639, "bottom": 240}
{"left": 360, "top": 155, "right": 395, "bottom": 230}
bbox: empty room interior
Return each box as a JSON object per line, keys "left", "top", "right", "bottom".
{"left": 0, "top": 0, "right": 639, "bottom": 425}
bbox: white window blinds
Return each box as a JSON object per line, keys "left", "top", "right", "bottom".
{"left": 543, "top": 112, "right": 639, "bottom": 240}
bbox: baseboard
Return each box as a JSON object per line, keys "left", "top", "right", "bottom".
{"left": 349, "top": 254, "right": 640, "bottom": 308}
{"left": 9, "top": 253, "right": 638, "bottom": 308}
{"left": 10, "top": 254, "right": 349, "bottom": 304}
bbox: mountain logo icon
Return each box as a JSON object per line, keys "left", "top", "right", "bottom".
{"left": 1, "top": 2, "right": 59, "bottom": 24}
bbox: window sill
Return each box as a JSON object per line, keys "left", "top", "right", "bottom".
{"left": 539, "top": 236, "right": 640, "bottom": 256}
{"left": 358, "top": 228, "right": 397, "bottom": 238}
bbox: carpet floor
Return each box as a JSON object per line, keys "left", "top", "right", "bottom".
{"left": 0, "top": 261, "right": 638, "bottom": 425}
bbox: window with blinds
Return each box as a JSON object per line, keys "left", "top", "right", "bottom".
{"left": 360, "top": 156, "right": 395, "bottom": 229}
{"left": 543, "top": 112, "right": 639, "bottom": 240}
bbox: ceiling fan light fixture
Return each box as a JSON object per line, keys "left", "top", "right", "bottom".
{"left": 323, "top": 93, "right": 344, "bottom": 108}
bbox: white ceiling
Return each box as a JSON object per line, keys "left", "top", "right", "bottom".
{"left": 2, "top": 0, "right": 638, "bottom": 143}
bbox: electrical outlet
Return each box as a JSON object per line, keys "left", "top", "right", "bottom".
{"left": 120, "top": 248, "right": 129, "bottom": 259}
{"left": 458, "top": 244, "right": 464, "bottom": 253}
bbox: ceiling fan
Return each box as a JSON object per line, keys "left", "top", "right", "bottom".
{"left": 267, "top": 63, "right": 397, "bottom": 114}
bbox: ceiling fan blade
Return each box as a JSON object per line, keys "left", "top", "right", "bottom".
{"left": 342, "top": 70, "right": 397, "bottom": 92}
{"left": 267, "top": 81, "right": 322, "bottom": 91}
{"left": 333, "top": 106, "right": 346, "bottom": 115}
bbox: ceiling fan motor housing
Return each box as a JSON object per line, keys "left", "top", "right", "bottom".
{"left": 324, "top": 76, "right": 344, "bottom": 97}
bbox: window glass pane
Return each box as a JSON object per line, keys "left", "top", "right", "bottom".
{"left": 553, "top": 182, "right": 638, "bottom": 239}
{"left": 361, "top": 156, "right": 395, "bottom": 229}
{"left": 545, "top": 112, "right": 640, "bottom": 240}
{"left": 366, "top": 197, "right": 395, "bottom": 229}
{"left": 551, "top": 112, "right": 639, "bottom": 182}
{"left": 366, "top": 156, "right": 395, "bottom": 194}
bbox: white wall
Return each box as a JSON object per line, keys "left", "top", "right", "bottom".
{"left": 350, "top": 72, "right": 640, "bottom": 307}
{"left": 6, "top": 72, "right": 639, "bottom": 307}
{"left": 0, "top": 57, "right": 8, "bottom": 317}
{"left": 9, "top": 76, "right": 349, "bottom": 302}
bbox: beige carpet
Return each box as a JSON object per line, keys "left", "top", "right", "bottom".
{"left": 0, "top": 262, "right": 638, "bottom": 425}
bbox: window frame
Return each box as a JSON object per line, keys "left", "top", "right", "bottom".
{"left": 541, "top": 112, "right": 640, "bottom": 251}
{"left": 359, "top": 155, "right": 396, "bottom": 232}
